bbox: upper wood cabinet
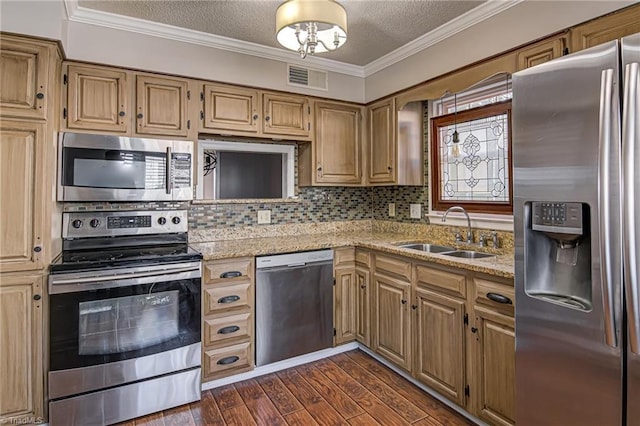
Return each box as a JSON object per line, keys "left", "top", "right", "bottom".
{"left": 65, "top": 64, "right": 129, "bottom": 133}
{"left": 570, "top": 5, "right": 640, "bottom": 53}
{"left": 368, "top": 98, "right": 396, "bottom": 184}
{"left": 517, "top": 35, "right": 566, "bottom": 71}
{"left": 0, "top": 273, "right": 44, "bottom": 424}
{"left": 201, "top": 83, "right": 259, "bottom": 134}
{"left": 0, "top": 120, "right": 46, "bottom": 272}
{"left": 135, "top": 74, "right": 189, "bottom": 137}
{"left": 312, "top": 101, "right": 362, "bottom": 185}
{"left": 262, "top": 92, "right": 310, "bottom": 138}
{"left": 0, "top": 36, "right": 51, "bottom": 121}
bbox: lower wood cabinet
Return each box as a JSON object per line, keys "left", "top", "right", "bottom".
{"left": 201, "top": 257, "right": 254, "bottom": 382}
{"left": 355, "top": 266, "right": 371, "bottom": 347}
{"left": 0, "top": 273, "right": 44, "bottom": 424}
{"left": 334, "top": 265, "right": 357, "bottom": 345}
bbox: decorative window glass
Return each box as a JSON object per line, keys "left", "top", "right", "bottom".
{"left": 431, "top": 76, "right": 512, "bottom": 214}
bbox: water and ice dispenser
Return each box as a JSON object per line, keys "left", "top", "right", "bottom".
{"left": 524, "top": 202, "right": 592, "bottom": 311}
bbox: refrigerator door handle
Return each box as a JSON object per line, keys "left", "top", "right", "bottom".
{"left": 598, "top": 68, "right": 619, "bottom": 348}
{"left": 623, "top": 61, "right": 640, "bottom": 355}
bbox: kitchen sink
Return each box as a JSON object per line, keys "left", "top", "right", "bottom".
{"left": 397, "top": 243, "right": 457, "bottom": 253}
{"left": 442, "top": 250, "right": 496, "bottom": 259}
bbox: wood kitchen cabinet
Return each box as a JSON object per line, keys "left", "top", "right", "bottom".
{"left": 355, "top": 265, "right": 371, "bottom": 347}
{"left": 299, "top": 101, "right": 362, "bottom": 186}
{"left": 334, "top": 248, "right": 357, "bottom": 345}
{"left": 570, "top": 5, "right": 640, "bottom": 54}
{"left": 0, "top": 35, "right": 52, "bottom": 121}
{"left": 517, "top": 34, "right": 566, "bottom": 71}
{"left": 202, "top": 257, "right": 255, "bottom": 382}
{"left": 368, "top": 98, "right": 395, "bottom": 183}
{"left": 201, "top": 83, "right": 259, "bottom": 134}
{"left": 0, "top": 273, "right": 44, "bottom": 424}
{"left": 135, "top": 74, "right": 189, "bottom": 137}
{"left": 262, "top": 92, "right": 310, "bottom": 138}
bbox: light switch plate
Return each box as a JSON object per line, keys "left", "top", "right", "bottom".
{"left": 410, "top": 204, "right": 422, "bottom": 219}
{"left": 257, "top": 210, "right": 271, "bottom": 224}
{"left": 388, "top": 203, "right": 396, "bottom": 217}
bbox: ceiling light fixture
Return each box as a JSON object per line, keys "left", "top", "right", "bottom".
{"left": 276, "top": 0, "right": 347, "bottom": 59}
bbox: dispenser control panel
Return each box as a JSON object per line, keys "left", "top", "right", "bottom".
{"left": 532, "top": 202, "right": 583, "bottom": 235}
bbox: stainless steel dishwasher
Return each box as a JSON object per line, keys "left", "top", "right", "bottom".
{"left": 255, "top": 249, "right": 334, "bottom": 366}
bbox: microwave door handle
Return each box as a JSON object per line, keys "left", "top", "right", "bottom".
{"left": 166, "top": 147, "right": 172, "bottom": 195}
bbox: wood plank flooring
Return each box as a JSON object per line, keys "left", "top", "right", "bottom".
{"left": 119, "top": 349, "right": 473, "bottom": 426}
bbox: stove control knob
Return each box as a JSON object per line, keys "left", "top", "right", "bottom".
{"left": 89, "top": 219, "right": 100, "bottom": 228}
{"left": 72, "top": 219, "right": 83, "bottom": 229}
{"left": 172, "top": 216, "right": 181, "bottom": 225}
{"left": 157, "top": 217, "right": 167, "bottom": 225}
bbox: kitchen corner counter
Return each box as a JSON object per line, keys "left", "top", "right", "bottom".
{"left": 190, "top": 232, "right": 514, "bottom": 279}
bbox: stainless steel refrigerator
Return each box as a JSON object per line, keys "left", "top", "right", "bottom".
{"left": 513, "top": 33, "right": 639, "bottom": 425}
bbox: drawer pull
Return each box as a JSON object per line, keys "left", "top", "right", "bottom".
{"left": 217, "top": 356, "right": 239, "bottom": 365}
{"left": 486, "top": 292, "right": 512, "bottom": 305}
{"left": 217, "top": 325, "right": 240, "bottom": 335}
{"left": 220, "top": 271, "right": 242, "bottom": 279}
{"left": 217, "top": 295, "right": 240, "bottom": 304}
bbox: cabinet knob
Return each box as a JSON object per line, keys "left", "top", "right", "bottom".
{"left": 411, "top": 304, "right": 417, "bottom": 310}
{"left": 317, "top": 166, "right": 322, "bottom": 171}
{"left": 388, "top": 166, "right": 392, "bottom": 171}
{"left": 401, "top": 299, "right": 407, "bottom": 305}
{"left": 36, "top": 92, "right": 44, "bottom": 100}
{"left": 471, "top": 327, "right": 478, "bottom": 333}
{"left": 360, "top": 285, "right": 366, "bottom": 289}
{"left": 265, "top": 116, "right": 271, "bottom": 122}
{"left": 33, "top": 294, "right": 41, "bottom": 301}
{"left": 33, "top": 246, "right": 42, "bottom": 253}
{"left": 119, "top": 111, "right": 126, "bottom": 117}
{"left": 253, "top": 114, "right": 259, "bottom": 120}
{"left": 137, "top": 113, "right": 143, "bottom": 119}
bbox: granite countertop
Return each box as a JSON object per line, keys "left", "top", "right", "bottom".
{"left": 190, "top": 231, "right": 514, "bottom": 279}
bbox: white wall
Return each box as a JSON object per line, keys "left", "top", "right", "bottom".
{"left": 364, "top": 1, "right": 636, "bottom": 102}
{"left": 1, "top": 0, "right": 66, "bottom": 41}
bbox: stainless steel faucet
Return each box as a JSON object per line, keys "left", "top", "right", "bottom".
{"left": 442, "top": 206, "right": 473, "bottom": 244}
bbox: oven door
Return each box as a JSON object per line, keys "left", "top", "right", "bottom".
{"left": 58, "top": 133, "right": 193, "bottom": 201}
{"left": 48, "top": 262, "right": 201, "bottom": 399}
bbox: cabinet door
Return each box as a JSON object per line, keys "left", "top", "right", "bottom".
{"left": 0, "top": 274, "right": 43, "bottom": 424}
{"left": 472, "top": 306, "right": 515, "bottom": 426}
{"left": 0, "top": 36, "right": 50, "bottom": 120}
{"left": 355, "top": 266, "right": 371, "bottom": 347}
{"left": 315, "top": 102, "right": 362, "bottom": 184}
{"left": 570, "top": 5, "right": 640, "bottom": 53}
{"left": 334, "top": 266, "right": 357, "bottom": 344}
{"left": 372, "top": 273, "right": 411, "bottom": 370}
{"left": 262, "top": 93, "right": 310, "bottom": 138}
{"left": 368, "top": 99, "right": 396, "bottom": 184}
{"left": 0, "top": 121, "right": 45, "bottom": 272}
{"left": 136, "top": 75, "right": 188, "bottom": 137}
{"left": 413, "top": 287, "right": 466, "bottom": 406}
{"left": 202, "top": 84, "right": 258, "bottom": 133}
{"left": 517, "top": 36, "right": 566, "bottom": 70}
{"left": 66, "top": 64, "right": 129, "bottom": 133}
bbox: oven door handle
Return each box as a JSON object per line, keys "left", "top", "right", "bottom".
{"left": 49, "top": 268, "right": 201, "bottom": 295}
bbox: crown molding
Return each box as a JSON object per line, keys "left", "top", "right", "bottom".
{"left": 63, "top": 0, "right": 523, "bottom": 79}
{"left": 363, "top": 0, "right": 525, "bottom": 77}
{"left": 63, "top": 0, "right": 365, "bottom": 77}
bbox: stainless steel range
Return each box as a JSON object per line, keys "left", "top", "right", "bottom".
{"left": 48, "top": 210, "right": 202, "bottom": 426}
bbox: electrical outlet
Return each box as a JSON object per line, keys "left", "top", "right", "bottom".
{"left": 410, "top": 204, "right": 422, "bottom": 219}
{"left": 388, "top": 203, "right": 396, "bottom": 217}
{"left": 257, "top": 210, "right": 271, "bottom": 224}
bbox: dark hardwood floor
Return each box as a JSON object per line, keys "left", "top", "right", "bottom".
{"left": 120, "top": 350, "right": 473, "bottom": 426}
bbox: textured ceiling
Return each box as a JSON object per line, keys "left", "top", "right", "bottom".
{"left": 77, "top": 0, "right": 485, "bottom": 66}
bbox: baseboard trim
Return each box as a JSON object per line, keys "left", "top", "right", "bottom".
{"left": 201, "top": 342, "right": 359, "bottom": 390}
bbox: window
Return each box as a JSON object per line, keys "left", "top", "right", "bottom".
{"left": 430, "top": 75, "right": 512, "bottom": 214}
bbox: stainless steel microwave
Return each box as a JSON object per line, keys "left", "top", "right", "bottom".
{"left": 58, "top": 133, "right": 193, "bottom": 202}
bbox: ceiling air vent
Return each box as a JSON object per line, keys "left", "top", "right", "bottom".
{"left": 287, "top": 64, "right": 328, "bottom": 91}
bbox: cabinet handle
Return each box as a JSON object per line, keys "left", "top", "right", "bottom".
{"left": 217, "top": 295, "right": 241, "bottom": 304}
{"left": 36, "top": 92, "right": 44, "bottom": 100}
{"left": 220, "top": 271, "right": 242, "bottom": 279}
{"left": 119, "top": 111, "right": 126, "bottom": 117}
{"left": 401, "top": 299, "right": 407, "bottom": 305}
{"left": 137, "top": 113, "right": 143, "bottom": 119}
{"left": 471, "top": 327, "right": 478, "bottom": 333}
{"left": 486, "top": 292, "right": 512, "bottom": 305}
{"left": 33, "top": 294, "right": 41, "bottom": 301}
{"left": 217, "top": 356, "right": 239, "bottom": 365}
{"left": 253, "top": 114, "right": 258, "bottom": 120}
{"left": 217, "top": 325, "right": 240, "bottom": 335}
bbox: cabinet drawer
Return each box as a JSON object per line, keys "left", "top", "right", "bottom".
{"left": 203, "top": 281, "right": 251, "bottom": 315}
{"left": 355, "top": 249, "right": 371, "bottom": 267}
{"left": 415, "top": 264, "right": 466, "bottom": 298}
{"left": 474, "top": 277, "right": 515, "bottom": 316}
{"left": 203, "top": 342, "right": 252, "bottom": 378}
{"left": 203, "top": 258, "right": 253, "bottom": 284}
{"left": 374, "top": 253, "right": 411, "bottom": 281}
{"left": 204, "top": 312, "right": 251, "bottom": 346}
{"left": 334, "top": 247, "right": 355, "bottom": 267}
